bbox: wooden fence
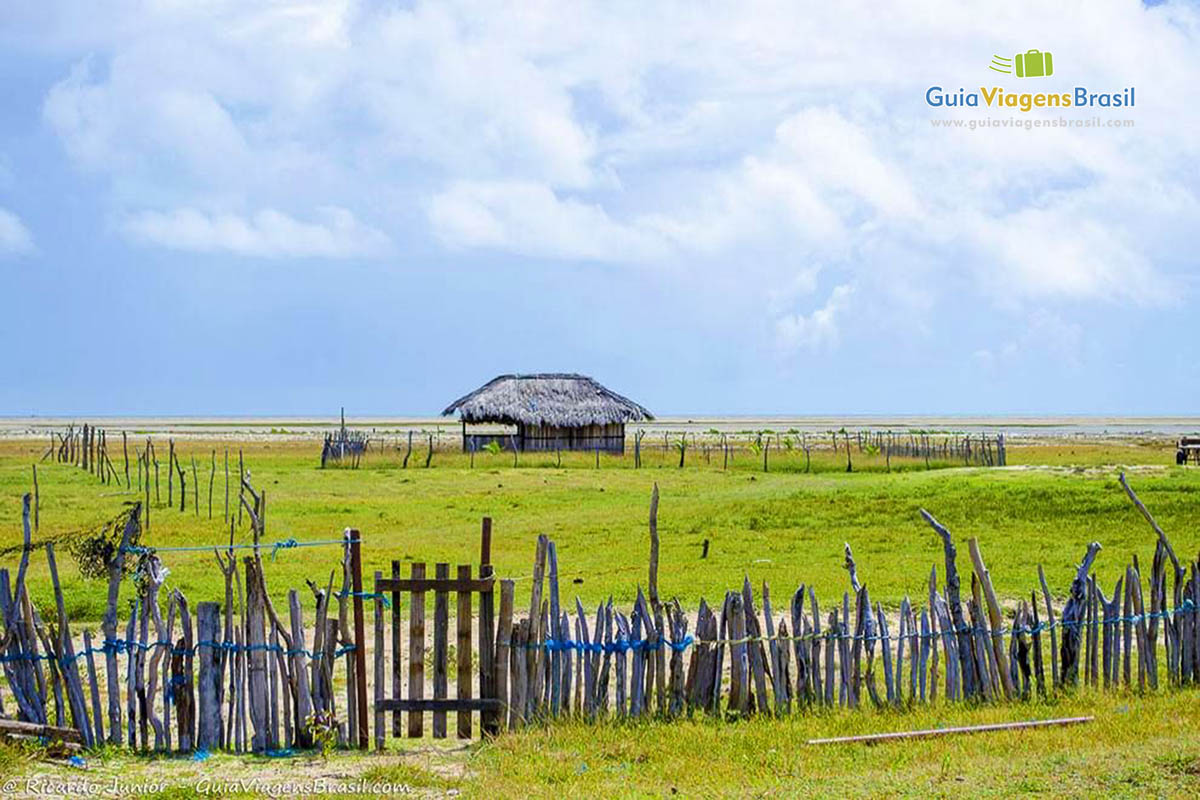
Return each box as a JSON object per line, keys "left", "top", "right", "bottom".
{"left": 0, "top": 493, "right": 381, "bottom": 754}
{"left": 321, "top": 431, "right": 369, "bottom": 469}
{"left": 488, "top": 478, "right": 1195, "bottom": 727}
{"left": 46, "top": 425, "right": 1007, "bottom": 484}
{"left": 42, "top": 426, "right": 258, "bottom": 534}
{"left": 635, "top": 430, "right": 1006, "bottom": 470}
{"left": 2, "top": 472, "right": 1196, "bottom": 756}
{"left": 0, "top": 485, "right": 512, "bottom": 754}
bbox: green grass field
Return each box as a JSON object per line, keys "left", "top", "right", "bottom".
{"left": 0, "top": 437, "right": 1189, "bottom": 620}
{"left": 1, "top": 435, "right": 1197, "bottom": 797}
{"left": 472, "top": 689, "right": 1200, "bottom": 797}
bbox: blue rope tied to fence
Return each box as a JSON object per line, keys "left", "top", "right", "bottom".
{"left": 669, "top": 635, "right": 694, "bottom": 653}
{"left": 0, "top": 638, "right": 361, "bottom": 667}
{"left": 4, "top": 598, "right": 1196, "bottom": 667}
{"left": 11, "top": 596, "right": 1198, "bottom": 667}
{"left": 270, "top": 538, "right": 299, "bottom": 561}
{"left": 338, "top": 590, "right": 391, "bottom": 608}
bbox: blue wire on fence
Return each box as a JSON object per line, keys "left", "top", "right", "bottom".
{"left": 0, "top": 638, "right": 359, "bottom": 668}
{"left": 120, "top": 538, "right": 354, "bottom": 557}
{"left": 4, "top": 599, "right": 1194, "bottom": 665}
{"left": 509, "top": 599, "right": 1200, "bottom": 653}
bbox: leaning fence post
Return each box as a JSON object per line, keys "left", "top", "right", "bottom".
{"left": 46, "top": 543, "right": 92, "bottom": 748}
{"left": 967, "top": 538, "right": 1015, "bottom": 700}
{"left": 348, "top": 528, "right": 368, "bottom": 749}
{"left": 82, "top": 629, "right": 104, "bottom": 744}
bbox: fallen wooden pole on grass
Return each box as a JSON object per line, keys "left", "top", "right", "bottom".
{"left": 807, "top": 715, "right": 1093, "bottom": 745}
{"left": 0, "top": 717, "right": 84, "bottom": 744}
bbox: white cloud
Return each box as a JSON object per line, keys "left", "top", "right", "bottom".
{"left": 767, "top": 267, "right": 822, "bottom": 315}
{"left": 429, "top": 181, "right": 672, "bottom": 263}
{"left": 0, "top": 208, "right": 34, "bottom": 255}
{"left": 965, "top": 207, "right": 1171, "bottom": 305}
{"left": 425, "top": 107, "right": 911, "bottom": 266}
{"left": 771, "top": 109, "right": 921, "bottom": 219}
{"left": 122, "top": 206, "right": 390, "bottom": 258}
{"left": 775, "top": 284, "right": 855, "bottom": 353}
{"left": 973, "top": 309, "right": 1085, "bottom": 370}
{"left": 20, "top": 0, "right": 1200, "bottom": 346}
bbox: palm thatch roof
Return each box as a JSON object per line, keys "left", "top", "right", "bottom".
{"left": 442, "top": 374, "right": 654, "bottom": 427}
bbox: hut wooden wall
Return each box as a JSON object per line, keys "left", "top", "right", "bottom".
{"left": 462, "top": 423, "right": 626, "bottom": 453}
{"left": 518, "top": 423, "right": 625, "bottom": 454}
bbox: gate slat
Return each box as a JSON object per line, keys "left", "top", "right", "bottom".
{"left": 391, "top": 560, "right": 401, "bottom": 738}
{"left": 457, "top": 565, "right": 473, "bottom": 738}
{"left": 433, "top": 563, "right": 449, "bottom": 738}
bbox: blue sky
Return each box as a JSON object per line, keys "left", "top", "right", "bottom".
{"left": 1, "top": 1, "right": 1197, "bottom": 416}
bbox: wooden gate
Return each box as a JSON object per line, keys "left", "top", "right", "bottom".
{"left": 371, "top": 518, "right": 513, "bottom": 745}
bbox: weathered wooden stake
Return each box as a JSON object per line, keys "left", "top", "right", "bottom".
{"left": 348, "top": 528, "right": 368, "bottom": 749}
{"left": 494, "top": 580, "right": 513, "bottom": 734}
{"left": 479, "top": 518, "right": 497, "bottom": 735}
{"left": 197, "top": 602, "right": 222, "bottom": 751}
{"left": 374, "top": 572, "right": 385, "bottom": 751}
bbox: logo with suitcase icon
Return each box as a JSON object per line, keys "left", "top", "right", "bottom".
{"left": 989, "top": 50, "right": 1054, "bottom": 78}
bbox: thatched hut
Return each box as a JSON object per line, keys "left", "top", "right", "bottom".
{"left": 442, "top": 373, "right": 654, "bottom": 454}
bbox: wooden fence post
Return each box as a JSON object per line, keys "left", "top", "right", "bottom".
{"left": 391, "top": 560, "right": 402, "bottom": 739}
{"left": 244, "top": 559, "right": 268, "bottom": 753}
{"left": 493, "top": 580, "right": 513, "bottom": 735}
{"left": 348, "top": 529, "right": 368, "bottom": 750}
{"left": 197, "top": 602, "right": 222, "bottom": 751}
{"left": 288, "top": 590, "right": 314, "bottom": 748}
{"left": 479, "top": 518, "right": 498, "bottom": 735}
{"left": 176, "top": 591, "right": 196, "bottom": 752}
{"left": 374, "top": 572, "right": 385, "bottom": 751}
